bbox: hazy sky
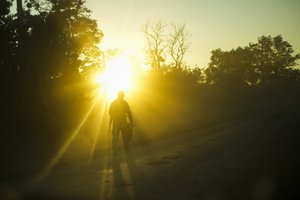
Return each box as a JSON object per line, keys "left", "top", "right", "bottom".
{"left": 87, "top": 0, "right": 300, "bottom": 67}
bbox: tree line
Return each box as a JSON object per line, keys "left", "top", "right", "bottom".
{"left": 141, "top": 22, "right": 300, "bottom": 87}
{"left": 1, "top": 1, "right": 300, "bottom": 95}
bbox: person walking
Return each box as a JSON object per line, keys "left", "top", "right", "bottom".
{"left": 109, "top": 90, "right": 133, "bottom": 156}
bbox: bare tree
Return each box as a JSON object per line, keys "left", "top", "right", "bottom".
{"left": 168, "top": 24, "right": 191, "bottom": 69}
{"left": 141, "top": 21, "right": 168, "bottom": 70}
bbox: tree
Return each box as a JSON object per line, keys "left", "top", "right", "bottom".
{"left": 205, "top": 47, "right": 255, "bottom": 86}
{"left": 249, "top": 35, "right": 300, "bottom": 84}
{"left": 141, "top": 21, "right": 191, "bottom": 71}
{"left": 204, "top": 35, "right": 300, "bottom": 86}
{"left": 19, "top": 0, "right": 103, "bottom": 86}
{"left": 1, "top": 0, "right": 103, "bottom": 94}
{"left": 0, "top": 0, "right": 15, "bottom": 75}
{"left": 0, "top": 0, "right": 104, "bottom": 136}
{"left": 168, "top": 23, "right": 190, "bottom": 69}
{"left": 0, "top": 0, "right": 12, "bottom": 17}
{"left": 141, "top": 21, "right": 167, "bottom": 70}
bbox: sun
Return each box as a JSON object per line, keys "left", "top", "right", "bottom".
{"left": 93, "top": 54, "right": 136, "bottom": 100}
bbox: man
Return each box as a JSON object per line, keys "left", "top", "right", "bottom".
{"left": 109, "top": 90, "right": 133, "bottom": 155}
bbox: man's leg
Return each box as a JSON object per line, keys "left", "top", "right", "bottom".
{"left": 121, "top": 128, "right": 130, "bottom": 153}
{"left": 112, "top": 124, "right": 120, "bottom": 156}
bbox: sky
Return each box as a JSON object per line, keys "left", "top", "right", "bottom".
{"left": 87, "top": 0, "right": 299, "bottom": 67}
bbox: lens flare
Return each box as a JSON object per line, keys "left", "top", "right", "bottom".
{"left": 94, "top": 54, "right": 136, "bottom": 100}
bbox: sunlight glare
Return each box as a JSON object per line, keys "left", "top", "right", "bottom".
{"left": 94, "top": 54, "right": 136, "bottom": 100}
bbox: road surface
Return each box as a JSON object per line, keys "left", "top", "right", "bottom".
{"left": 1, "top": 109, "right": 300, "bottom": 200}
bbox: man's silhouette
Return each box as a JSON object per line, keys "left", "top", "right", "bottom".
{"left": 109, "top": 90, "right": 133, "bottom": 156}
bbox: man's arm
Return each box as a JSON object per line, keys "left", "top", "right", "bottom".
{"left": 124, "top": 101, "right": 133, "bottom": 126}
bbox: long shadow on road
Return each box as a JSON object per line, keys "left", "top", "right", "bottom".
{"left": 2, "top": 109, "right": 300, "bottom": 200}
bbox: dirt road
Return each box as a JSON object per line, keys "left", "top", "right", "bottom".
{"left": 2, "top": 109, "right": 300, "bottom": 200}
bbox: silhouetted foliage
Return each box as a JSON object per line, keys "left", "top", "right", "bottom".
{"left": 138, "top": 34, "right": 300, "bottom": 142}
{"left": 0, "top": 0, "right": 12, "bottom": 16}
{"left": 0, "top": 0, "right": 14, "bottom": 75}
{"left": 205, "top": 35, "right": 300, "bottom": 86}
{"left": 0, "top": 0, "right": 103, "bottom": 159}
{"left": 1, "top": 0, "right": 102, "bottom": 86}
{"left": 249, "top": 35, "right": 300, "bottom": 85}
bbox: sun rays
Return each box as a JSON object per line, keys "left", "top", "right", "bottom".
{"left": 30, "top": 95, "right": 101, "bottom": 188}
{"left": 28, "top": 52, "right": 146, "bottom": 191}
{"left": 93, "top": 54, "right": 138, "bottom": 101}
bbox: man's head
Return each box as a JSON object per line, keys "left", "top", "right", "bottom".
{"left": 117, "top": 90, "right": 125, "bottom": 100}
